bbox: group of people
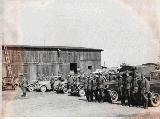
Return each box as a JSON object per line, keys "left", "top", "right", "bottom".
{"left": 83, "top": 73, "right": 111, "bottom": 103}
{"left": 19, "top": 71, "right": 150, "bottom": 109}
{"left": 83, "top": 71, "right": 150, "bottom": 109}
{"left": 118, "top": 72, "right": 150, "bottom": 109}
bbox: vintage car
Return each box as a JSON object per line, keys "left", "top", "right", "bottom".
{"left": 27, "top": 80, "right": 52, "bottom": 92}
{"left": 27, "top": 75, "right": 62, "bottom": 92}
{"left": 54, "top": 79, "right": 68, "bottom": 94}
{"left": 36, "top": 80, "right": 52, "bottom": 92}
{"left": 102, "top": 80, "right": 119, "bottom": 103}
{"left": 68, "top": 82, "right": 85, "bottom": 97}
{"left": 106, "top": 66, "right": 160, "bottom": 107}
{"left": 2, "top": 77, "right": 19, "bottom": 91}
{"left": 27, "top": 80, "right": 39, "bottom": 92}
{"left": 102, "top": 78, "right": 160, "bottom": 107}
{"left": 148, "top": 80, "right": 160, "bottom": 107}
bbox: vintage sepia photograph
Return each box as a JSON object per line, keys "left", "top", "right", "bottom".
{"left": 1, "top": 0, "right": 160, "bottom": 118}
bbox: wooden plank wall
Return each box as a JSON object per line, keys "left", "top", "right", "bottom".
{"left": 2, "top": 48, "right": 101, "bottom": 79}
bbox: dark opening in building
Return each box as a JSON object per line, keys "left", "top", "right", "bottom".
{"left": 88, "top": 66, "right": 92, "bottom": 70}
{"left": 70, "top": 63, "right": 77, "bottom": 74}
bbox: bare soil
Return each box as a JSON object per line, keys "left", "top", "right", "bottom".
{"left": 2, "top": 88, "right": 160, "bottom": 118}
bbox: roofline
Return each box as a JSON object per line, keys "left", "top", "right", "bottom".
{"left": 2, "top": 45, "right": 103, "bottom": 51}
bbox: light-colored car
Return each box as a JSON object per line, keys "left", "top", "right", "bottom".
{"left": 27, "top": 80, "right": 39, "bottom": 92}
{"left": 27, "top": 80, "right": 52, "bottom": 92}
{"left": 37, "top": 80, "right": 52, "bottom": 92}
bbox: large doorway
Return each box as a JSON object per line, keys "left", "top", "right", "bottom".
{"left": 70, "top": 63, "right": 77, "bottom": 74}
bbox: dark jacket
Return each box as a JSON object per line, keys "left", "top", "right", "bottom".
{"left": 84, "top": 77, "right": 89, "bottom": 90}
{"left": 139, "top": 78, "right": 150, "bottom": 93}
{"left": 87, "top": 77, "right": 93, "bottom": 91}
{"left": 118, "top": 77, "right": 123, "bottom": 87}
{"left": 92, "top": 78, "right": 97, "bottom": 90}
{"left": 99, "top": 76, "right": 104, "bottom": 89}
{"left": 124, "top": 76, "right": 132, "bottom": 90}
{"left": 21, "top": 77, "right": 28, "bottom": 88}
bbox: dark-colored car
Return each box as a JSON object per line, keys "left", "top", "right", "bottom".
{"left": 108, "top": 66, "right": 160, "bottom": 107}
{"left": 102, "top": 80, "right": 119, "bottom": 103}
{"left": 2, "top": 77, "right": 19, "bottom": 91}
{"left": 54, "top": 80, "right": 68, "bottom": 94}
{"left": 149, "top": 80, "right": 160, "bottom": 107}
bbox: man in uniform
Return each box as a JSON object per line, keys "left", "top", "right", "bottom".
{"left": 84, "top": 75, "right": 93, "bottom": 102}
{"left": 121, "top": 72, "right": 132, "bottom": 106}
{"left": 93, "top": 75, "right": 98, "bottom": 102}
{"left": 121, "top": 73, "right": 126, "bottom": 106}
{"left": 84, "top": 75, "right": 90, "bottom": 102}
{"left": 125, "top": 72, "right": 132, "bottom": 106}
{"left": 98, "top": 74, "right": 105, "bottom": 102}
{"left": 67, "top": 74, "right": 74, "bottom": 89}
{"left": 89, "top": 75, "right": 94, "bottom": 102}
{"left": 130, "top": 72, "right": 139, "bottom": 106}
{"left": 117, "top": 74, "right": 123, "bottom": 100}
{"left": 139, "top": 74, "right": 150, "bottom": 109}
{"left": 50, "top": 74, "right": 55, "bottom": 91}
{"left": 95, "top": 73, "right": 102, "bottom": 103}
{"left": 19, "top": 74, "right": 28, "bottom": 97}
{"left": 108, "top": 73, "right": 112, "bottom": 81}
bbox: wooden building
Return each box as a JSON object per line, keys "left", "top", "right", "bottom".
{"left": 2, "top": 45, "right": 103, "bottom": 80}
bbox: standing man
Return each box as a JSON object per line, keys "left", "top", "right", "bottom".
{"left": 84, "top": 76, "right": 90, "bottom": 102}
{"left": 125, "top": 72, "right": 132, "bottom": 106}
{"left": 50, "top": 74, "right": 55, "bottom": 91}
{"left": 139, "top": 75, "right": 150, "bottom": 109}
{"left": 19, "top": 74, "right": 28, "bottom": 97}
{"left": 130, "top": 72, "right": 139, "bottom": 107}
{"left": 88, "top": 75, "right": 94, "bottom": 102}
{"left": 96, "top": 74, "right": 102, "bottom": 102}
{"left": 67, "top": 74, "right": 73, "bottom": 89}
{"left": 117, "top": 74, "right": 123, "bottom": 100}
{"left": 121, "top": 72, "right": 132, "bottom": 106}
{"left": 93, "top": 75, "right": 98, "bottom": 102}
{"left": 99, "top": 74, "right": 105, "bottom": 102}
{"left": 108, "top": 73, "right": 112, "bottom": 81}
{"left": 121, "top": 73, "right": 126, "bottom": 106}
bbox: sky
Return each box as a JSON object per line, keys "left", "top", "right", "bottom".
{"left": 2, "top": 0, "right": 160, "bottom": 67}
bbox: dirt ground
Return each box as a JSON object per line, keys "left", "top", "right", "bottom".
{"left": 2, "top": 88, "right": 160, "bottom": 118}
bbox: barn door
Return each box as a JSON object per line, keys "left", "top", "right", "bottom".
{"left": 70, "top": 63, "right": 77, "bottom": 74}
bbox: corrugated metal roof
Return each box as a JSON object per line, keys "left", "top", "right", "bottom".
{"left": 2, "top": 45, "right": 103, "bottom": 51}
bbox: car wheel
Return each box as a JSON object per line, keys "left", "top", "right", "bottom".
{"left": 150, "top": 93, "right": 160, "bottom": 107}
{"left": 79, "top": 89, "right": 85, "bottom": 97}
{"left": 109, "top": 90, "right": 118, "bottom": 103}
{"left": 28, "top": 85, "right": 35, "bottom": 92}
{"left": 40, "top": 86, "right": 47, "bottom": 92}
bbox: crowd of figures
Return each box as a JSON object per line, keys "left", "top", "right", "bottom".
{"left": 19, "top": 71, "right": 150, "bottom": 109}
{"left": 82, "top": 72, "right": 150, "bottom": 109}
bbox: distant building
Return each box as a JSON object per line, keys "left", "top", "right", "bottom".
{"left": 2, "top": 45, "right": 103, "bottom": 80}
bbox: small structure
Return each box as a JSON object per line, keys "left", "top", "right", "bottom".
{"left": 2, "top": 45, "right": 103, "bottom": 80}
